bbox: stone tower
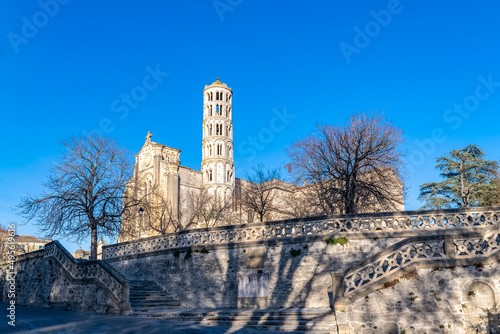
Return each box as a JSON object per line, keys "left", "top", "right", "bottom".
{"left": 201, "top": 77, "right": 234, "bottom": 200}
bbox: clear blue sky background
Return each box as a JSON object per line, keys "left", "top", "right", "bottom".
{"left": 1, "top": 0, "right": 499, "bottom": 252}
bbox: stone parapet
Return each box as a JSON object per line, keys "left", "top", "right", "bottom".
{"left": 103, "top": 206, "right": 500, "bottom": 261}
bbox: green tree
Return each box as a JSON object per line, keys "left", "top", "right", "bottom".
{"left": 418, "top": 182, "right": 452, "bottom": 209}
{"left": 479, "top": 178, "right": 500, "bottom": 206}
{"left": 419, "top": 145, "right": 498, "bottom": 209}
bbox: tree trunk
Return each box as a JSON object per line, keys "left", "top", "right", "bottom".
{"left": 90, "top": 223, "right": 98, "bottom": 260}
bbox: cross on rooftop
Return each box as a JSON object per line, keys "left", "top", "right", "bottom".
{"left": 146, "top": 131, "right": 153, "bottom": 142}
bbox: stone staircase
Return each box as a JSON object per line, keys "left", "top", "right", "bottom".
{"left": 138, "top": 307, "right": 338, "bottom": 333}
{"left": 129, "top": 280, "right": 181, "bottom": 313}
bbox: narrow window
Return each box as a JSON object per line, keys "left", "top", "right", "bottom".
{"left": 216, "top": 105, "right": 219, "bottom": 114}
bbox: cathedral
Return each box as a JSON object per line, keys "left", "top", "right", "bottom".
{"left": 118, "top": 78, "right": 405, "bottom": 242}
{"left": 119, "top": 78, "right": 243, "bottom": 242}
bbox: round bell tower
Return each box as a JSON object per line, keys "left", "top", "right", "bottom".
{"left": 201, "top": 77, "right": 234, "bottom": 200}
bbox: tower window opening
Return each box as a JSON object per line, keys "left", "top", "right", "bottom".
{"left": 209, "top": 125, "right": 213, "bottom": 136}
{"left": 209, "top": 169, "right": 213, "bottom": 181}
{"left": 216, "top": 105, "right": 219, "bottom": 114}
{"left": 210, "top": 105, "right": 213, "bottom": 116}
{"left": 210, "top": 92, "right": 213, "bottom": 101}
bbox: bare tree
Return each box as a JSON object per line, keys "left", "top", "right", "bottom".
{"left": 191, "top": 189, "right": 232, "bottom": 228}
{"left": 241, "top": 164, "right": 282, "bottom": 222}
{"left": 286, "top": 112, "right": 404, "bottom": 214}
{"left": 281, "top": 185, "right": 323, "bottom": 219}
{"left": 18, "top": 134, "right": 136, "bottom": 260}
{"left": 139, "top": 186, "right": 182, "bottom": 235}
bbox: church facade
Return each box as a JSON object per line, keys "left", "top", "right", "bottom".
{"left": 118, "top": 78, "right": 404, "bottom": 242}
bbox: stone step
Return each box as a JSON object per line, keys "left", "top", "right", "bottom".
{"left": 163, "top": 319, "right": 335, "bottom": 333}
{"left": 129, "top": 307, "right": 337, "bottom": 332}
{"left": 128, "top": 280, "right": 181, "bottom": 312}
{"left": 164, "top": 313, "right": 336, "bottom": 321}
{"left": 130, "top": 301, "right": 181, "bottom": 307}
{"left": 130, "top": 317, "right": 335, "bottom": 333}
{"left": 129, "top": 294, "right": 176, "bottom": 299}
{"left": 164, "top": 317, "right": 334, "bottom": 327}
{"left": 130, "top": 288, "right": 164, "bottom": 292}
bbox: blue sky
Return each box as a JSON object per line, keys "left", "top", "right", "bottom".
{"left": 1, "top": 0, "right": 499, "bottom": 252}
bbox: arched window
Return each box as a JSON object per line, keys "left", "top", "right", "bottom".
{"left": 209, "top": 144, "right": 212, "bottom": 155}
{"left": 227, "top": 170, "right": 232, "bottom": 182}
{"left": 209, "top": 170, "right": 213, "bottom": 181}
{"left": 228, "top": 146, "right": 232, "bottom": 157}
{"left": 210, "top": 92, "right": 213, "bottom": 101}
{"left": 216, "top": 105, "right": 219, "bottom": 114}
{"left": 209, "top": 125, "right": 212, "bottom": 136}
{"left": 210, "top": 105, "right": 212, "bottom": 116}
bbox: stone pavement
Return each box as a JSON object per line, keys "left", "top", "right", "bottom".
{"left": 0, "top": 304, "right": 283, "bottom": 334}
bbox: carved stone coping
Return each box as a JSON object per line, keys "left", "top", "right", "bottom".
{"left": 333, "top": 223, "right": 500, "bottom": 308}
{"left": 40, "top": 241, "right": 130, "bottom": 314}
{"left": 103, "top": 207, "right": 500, "bottom": 260}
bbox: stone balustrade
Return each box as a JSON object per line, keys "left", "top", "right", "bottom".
{"left": 342, "top": 221, "right": 500, "bottom": 300}
{"left": 43, "top": 241, "right": 130, "bottom": 312}
{"left": 103, "top": 206, "right": 500, "bottom": 260}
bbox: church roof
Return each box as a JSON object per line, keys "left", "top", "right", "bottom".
{"left": 204, "top": 77, "right": 231, "bottom": 91}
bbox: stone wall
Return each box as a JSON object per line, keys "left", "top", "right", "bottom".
{"left": 105, "top": 237, "right": 401, "bottom": 309}
{"left": 341, "top": 264, "right": 500, "bottom": 334}
{"left": 0, "top": 241, "right": 129, "bottom": 314}
{"left": 2, "top": 207, "right": 499, "bottom": 333}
